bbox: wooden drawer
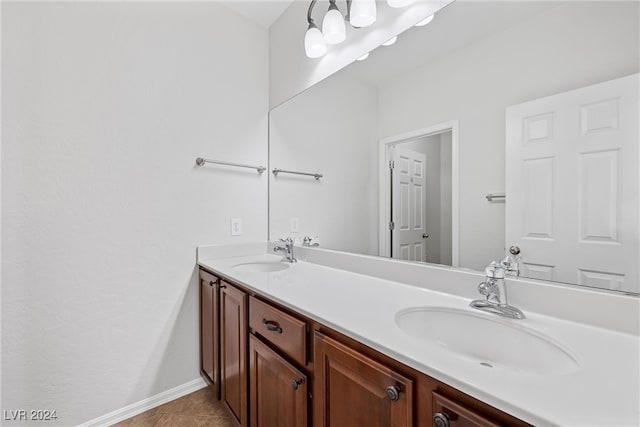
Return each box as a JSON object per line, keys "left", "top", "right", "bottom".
{"left": 433, "top": 392, "right": 501, "bottom": 427}
{"left": 249, "top": 296, "right": 307, "bottom": 366}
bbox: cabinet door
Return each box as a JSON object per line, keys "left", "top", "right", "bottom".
{"left": 221, "top": 281, "right": 248, "bottom": 427}
{"left": 432, "top": 392, "right": 502, "bottom": 427}
{"left": 314, "top": 331, "right": 413, "bottom": 427}
{"left": 199, "top": 270, "right": 219, "bottom": 398}
{"left": 249, "top": 335, "right": 308, "bottom": 427}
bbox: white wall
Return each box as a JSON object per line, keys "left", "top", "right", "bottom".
{"left": 270, "top": 71, "right": 378, "bottom": 255}
{"left": 269, "top": 0, "right": 452, "bottom": 108}
{"left": 1, "top": 3, "right": 268, "bottom": 425}
{"left": 378, "top": 1, "right": 640, "bottom": 270}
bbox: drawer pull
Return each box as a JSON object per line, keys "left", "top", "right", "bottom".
{"left": 432, "top": 412, "right": 450, "bottom": 427}
{"left": 385, "top": 385, "right": 400, "bottom": 401}
{"left": 262, "top": 319, "right": 283, "bottom": 334}
{"left": 291, "top": 379, "right": 304, "bottom": 390}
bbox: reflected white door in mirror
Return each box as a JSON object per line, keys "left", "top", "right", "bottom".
{"left": 506, "top": 73, "right": 639, "bottom": 294}
{"left": 380, "top": 121, "right": 459, "bottom": 267}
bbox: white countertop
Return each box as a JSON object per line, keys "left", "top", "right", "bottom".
{"left": 198, "top": 245, "right": 639, "bottom": 427}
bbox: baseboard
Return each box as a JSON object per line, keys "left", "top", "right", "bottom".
{"left": 78, "top": 377, "right": 207, "bottom": 427}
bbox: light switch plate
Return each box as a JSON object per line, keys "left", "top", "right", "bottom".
{"left": 231, "top": 218, "right": 243, "bottom": 236}
{"left": 291, "top": 217, "right": 299, "bottom": 233}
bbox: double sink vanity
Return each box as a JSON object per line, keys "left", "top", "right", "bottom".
{"left": 197, "top": 242, "right": 639, "bottom": 427}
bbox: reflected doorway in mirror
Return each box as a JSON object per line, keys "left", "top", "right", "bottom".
{"left": 379, "top": 121, "right": 459, "bottom": 267}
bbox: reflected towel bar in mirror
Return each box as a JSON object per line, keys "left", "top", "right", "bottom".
{"left": 486, "top": 193, "right": 505, "bottom": 202}
{"left": 195, "top": 157, "right": 266, "bottom": 174}
{"left": 272, "top": 168, "right": 323, "bottom": 180}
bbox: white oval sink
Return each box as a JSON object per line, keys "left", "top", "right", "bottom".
{"left": 232, "top": 261, "right": 290, "bottom": 273}
{"left": 395, "top": 307, "right": 578, "bottom": 375}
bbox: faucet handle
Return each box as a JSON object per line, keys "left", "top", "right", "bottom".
{"left": 477, "top": 281, "right": 493, "bottom": 297}
{"left": 484, "top": 261, "right": 505, "bottom": 279}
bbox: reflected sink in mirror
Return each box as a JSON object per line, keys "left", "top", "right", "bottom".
{"left": 395, "top": 307, "right": 579, "bottom": 375}
{"left": 232, "top": 261, "right": 290, "bottom": 273}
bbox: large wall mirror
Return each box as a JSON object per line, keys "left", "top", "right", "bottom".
{"left": 269, "top": 1, "right": 640, "bottom": 294}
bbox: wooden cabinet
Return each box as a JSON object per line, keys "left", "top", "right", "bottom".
{"left": 220, "top": 281, "right": 248, "bottom": 427}
{"left": 432, "top": 392, "right": 502, "bottom": 427}
{"left": 199, "top": 269, "right": 219, "bottom": 398}
{"left": 313, "top": 331, "right": 414, "bottom": 427}
{"left": 249, "top": 296, "right": 310, "bottom": 427}
{"left": 249, "top": 296, "right": 307, "bottom": 366}
{"left": 198, "top": 268, "right": 530, "bottom": 427}
{"left": 249, "top": 335, "right": 308, "bottom": 427}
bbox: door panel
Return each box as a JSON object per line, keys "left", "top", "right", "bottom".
{"left": 249, "top": 335, "right": 308, "bottom": 427}
{"left": 221, "top": 282, "right": 248, "bottom": 426}
{"left": 506, "top": 73, "right": 639, "bottom": 292}
{"left": 313, "top": 331, "right": 413, "bottom": 427}
{"left": 392, "top": 146, "right": 427, "bottom": 262}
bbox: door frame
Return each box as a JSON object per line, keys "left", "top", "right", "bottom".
{"left": 378, "top": 120, "right": 459, "bottom": 266}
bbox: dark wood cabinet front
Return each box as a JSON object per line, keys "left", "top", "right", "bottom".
{"left": 249, "top": 335, "right": 308, "bottom": 427}
{"left": 432, "top": 392, "right": 503, "bottom": 427}
{"left": 198, "top": 267, "right": 530, "bottom": 427}
{"left": 199, "top": 270, "right": 219, "bottom": 398}
{"left": 313, "top": 331, "right": 414, "bottom": 427}
{"left": 221, "top": 281, "right": 248, "bottom": 427}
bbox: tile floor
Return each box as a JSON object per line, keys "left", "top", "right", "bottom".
{"left": 112, "top": 387, "right": 235, "bottom": 427}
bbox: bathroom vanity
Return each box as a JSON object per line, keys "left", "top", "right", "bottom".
{"left": 197, "top": 243, "right": 639, "bottom": 427}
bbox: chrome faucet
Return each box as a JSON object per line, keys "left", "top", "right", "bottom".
{"left": 274, "top": 238, "right": 297, "bottom": 263}
{"left": 470, "top": 261, "right": 525, "bottom": 319}
{"left": 500, "top": 246, "right": 521, "bottom": 277}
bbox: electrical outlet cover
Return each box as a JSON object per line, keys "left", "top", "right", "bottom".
{"left": 231, "top": 218, "right": 243, "bottom": 236}
{"left": 291, "top": 217, "right": 299, "bottom": 233}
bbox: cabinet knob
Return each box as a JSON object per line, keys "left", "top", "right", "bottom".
{"left": 385, "top": 385, "right": 400, "bottom": 402}
{"left": 433, "top": 412, "right": 450, "bottom": 427}
{"left": 209, "top": 280, "right": 215, "bottom": 287}
{"left": 219, "top": 283, "right": 226, "bottom": 289}
{"left": 291, "top": 379, "right": 303, "bottom": 390}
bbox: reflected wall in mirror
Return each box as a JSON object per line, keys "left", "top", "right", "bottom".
{"left": 269, "top": 1, "right": 640, "bottom": 294}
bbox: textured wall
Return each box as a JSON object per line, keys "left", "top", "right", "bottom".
{"left": 1, "top": 3, "right": 268, "bottom": 425}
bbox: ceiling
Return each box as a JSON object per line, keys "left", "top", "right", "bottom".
{"left": 221, "top": 0, "right": 295, "bottom": 28}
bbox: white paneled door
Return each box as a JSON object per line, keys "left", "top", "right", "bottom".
{"left": 391, "top": 146, "right": 427, "bottom": 261}
{"left": 506, "top": 74, "right": 639, "bottom": 292}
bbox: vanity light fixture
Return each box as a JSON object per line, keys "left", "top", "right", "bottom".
{"left": 414, "top": 13, "right": 434, "bottom": 27}
{"left": 387, "top": 0, "right": 414, "bottom": 8}
{"left": 305, "top": 0, "right": 377, "bottom": 58}
{"left": 304, "top": 0, "right": 424, "bottom": 58}
{"left": 305, "top": 1, "right": 328, "bottom": 58}
{"left": 382, "top": 36, "right": 397, "bottom": 46}
{"left": 349, "top": 0, "right": 377, "bottom": 28}
{"left": 322, "top": 0, "right": 346, "bottom": 44}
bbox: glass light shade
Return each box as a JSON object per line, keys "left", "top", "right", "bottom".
{"left": 382, "top": 36, "right": 397, "bottom": 46}
{"left": 357, "top": 52, "right": 369, "bottom": 61}
{"left": 349, "top": 0, "right": 376, "bottom": 28}
{"left": 304, "top": 25, "right": 327, "bottom": 58}
{"left": 387, "top": 0, "right": 414, "bottom": 7}
{"left": 322, "top": 7, "right": 346, "bottom": 45}
{"left": 414, "top": 14, "right": 434, "bottom": 27}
